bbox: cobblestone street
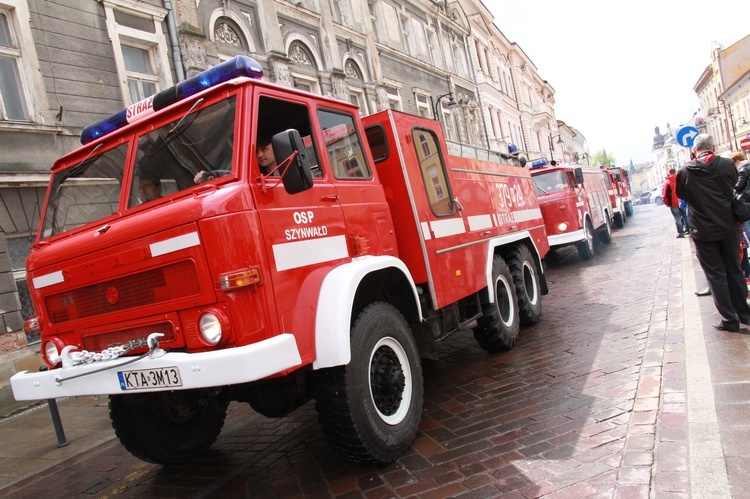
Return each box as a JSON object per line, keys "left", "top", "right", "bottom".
{"left": 2, "top": 203, "right": 749, "bottom": 498}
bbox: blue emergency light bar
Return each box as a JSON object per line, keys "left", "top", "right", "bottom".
{"left": 530, "top": 158, "right": 548, "bottom": 168}
{"left": 80, "top": 56, "right": 264, "bottom": 144}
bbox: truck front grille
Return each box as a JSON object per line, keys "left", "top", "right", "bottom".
{"left": 45, "top": 261, "right": 200, "bottom": 324}
{"left": 82, "top": 322, "right": 176, "bottom": 352}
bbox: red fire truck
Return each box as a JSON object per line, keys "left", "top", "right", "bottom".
{"left": 530, "top": 162, "right": 612, "bottom": 260}
{"left": 11, "top": 57, "right": 549, "bottom": 465}
{"left": 604, "top": 166, "right": 634, "bottom": 227}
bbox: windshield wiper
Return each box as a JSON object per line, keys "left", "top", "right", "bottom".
{"left": 150, "top": 98, "right": 205, "bottom": 156}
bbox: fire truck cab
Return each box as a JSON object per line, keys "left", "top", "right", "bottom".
{"left": 11, "top": 57, "right": 549, "bottom": 466}
{"left": 530, "top": 162, "right": 612, "bottom": 260}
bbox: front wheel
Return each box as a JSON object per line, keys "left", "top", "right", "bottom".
{"left": 614, "top": 212, "right": 625, "bottom": 228}
{"left": 508, "top": 245, "right": 542, "bottom": 325}
{"left": 598, "top": 215, "right": 612, "bottom": 244}
{"left": 625, "top": 201, "right": 634, "bottom": 217}
{"left": 575, "top": 219, "right": 595, "bottom": 260}
{"left": 314, "top": 302, "right": 423, "bottom": 464}
{"left": 109, "top": 388, "right": 229, "bottom": 464}
{"left": 474, "top": 255, "right": 520, "bottom": 352}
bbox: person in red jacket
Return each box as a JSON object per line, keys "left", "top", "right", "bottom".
{"left": 662, "top": 168, "right": 689, "bottom": 238}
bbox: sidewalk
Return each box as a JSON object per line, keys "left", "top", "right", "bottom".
{"left": 0, "top": 207, "right": 749, "bottom": 496}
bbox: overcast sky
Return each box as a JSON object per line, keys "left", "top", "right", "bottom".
{"left": 484, "top": 0, "right": 747, "bottom": 165}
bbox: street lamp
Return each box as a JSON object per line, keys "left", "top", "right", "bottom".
{"left": 548, "top": 134, "right": 563, "bottom": 163}
{"left": 430, "top": 91, "right": 458, "bottom": 121}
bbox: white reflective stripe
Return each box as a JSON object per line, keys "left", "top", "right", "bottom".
{"left": 514, "top": 208, "right": 543, "bottom": 223}
{"left": 32, "top": 270, "right": 64, "bottom": 289}
{"left": 430, "top": 218, "right": 466, "bottom": 238}
{"left": 421, "top": 221, "right": 432, "bottom": 240}
{"left": 273, "top": 235, "right": 349, "bottom": 272}
{"left": 468, "top": 214, "right": 493, "bottom": 231}
{"left": 576, "top": 201, "right": 585, "bottom": 207}
{"left": 150, "top": 232, "right": 200, "bottom": 257}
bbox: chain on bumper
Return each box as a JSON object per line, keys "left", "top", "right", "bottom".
{"left": 54, "top": 333, "right": 166, "bottom": 385}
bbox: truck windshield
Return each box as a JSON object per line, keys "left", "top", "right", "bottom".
{"left": 532, "top": 170, "right": 569, "bottom": 195}
{"left": 129, "top": 95, "right": 237, "bottom": 207}
{"left": 41, "top": 142, "right": 128, "bottom": 239}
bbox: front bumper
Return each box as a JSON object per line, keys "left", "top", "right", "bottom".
{"left": 11, "top": 334, "right": 302, "bottom": 400}
{"left": 548, "top": 229, "right": 585, "bottom": 247}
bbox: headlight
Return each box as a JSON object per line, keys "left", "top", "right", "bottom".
{"left": 198, "top": 313, "right": 222, "bottom": 345}
{"left": 43, "top": 339, "right": 61, "bottom": 367}
{"left": 558, "top": 222, "right": 568, "bottom": 231}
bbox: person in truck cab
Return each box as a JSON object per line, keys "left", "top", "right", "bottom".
{"left": 257, "top": 135, "right": 278, "bottom": 175}
{"left": 138, "top": 176, "right": 162, "bottom": 203}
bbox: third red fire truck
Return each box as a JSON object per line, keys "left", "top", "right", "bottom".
{"left": 604, "top": 166, "right": 634, "bottom": 227}
{"left": 530, "top": 162, "right": 613, "bottom": 260}
{"left": 11, "top": 56, "right": 549, "bottom": 465}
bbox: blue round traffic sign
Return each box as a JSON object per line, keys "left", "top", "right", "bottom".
{"left": 676, "top": 126, "right": 699, "bottom": 148}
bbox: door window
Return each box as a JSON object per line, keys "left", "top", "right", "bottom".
{"left": 413, "top": 128, "right": 453, "bottom": 216}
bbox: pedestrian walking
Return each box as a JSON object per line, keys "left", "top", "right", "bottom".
{"left": 662, "top": 167, "right": 689, "bottom": 237}
{"left": 675, "top": 134, "right": 750, "bottom": 332}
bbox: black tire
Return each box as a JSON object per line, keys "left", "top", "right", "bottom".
{"left": 474, "top": 255, "right": 520, "bottom": 351}
{"left": 654, "top": 196, "right": 664, "bottom": 206}
{"left": 575, "top": 218, "right": 595, "bottom": 260}
{"left": 614, "top": 212, "right": 625, "bottom": 228}
{"left": 314, "top": 302, "right": 423, "bottom": 464}
{"left": 625, "top": 201, "right": 634, "bottom": 217}
{"left": 508, "top": 245, "right": 542, "bottom": 326}
{"left": 109, "top": 388, "right": 229, "bottom": 464}
{"left": 599, "top": 215, "right": 612, "bottom": 244}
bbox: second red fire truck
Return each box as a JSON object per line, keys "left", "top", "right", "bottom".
{"left": 11, "top": 57, "right": 550, "bottom": 465}
{"left": 530, "top": 162, "right": 613, "bottom": 260}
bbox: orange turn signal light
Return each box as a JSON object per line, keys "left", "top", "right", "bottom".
{"left": 219, "top": 267, "right": 261, "bottom": 291}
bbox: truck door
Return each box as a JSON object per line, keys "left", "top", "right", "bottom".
{"left": 403, "top": 125, "right": 468, "bottom": 309}
{"left": 250, "top": 93, "right": 346, "bottom": 363}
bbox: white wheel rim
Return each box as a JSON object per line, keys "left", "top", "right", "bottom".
{"left": 495, "top": 274, "right": 515, "bottom": 327}
{"left": 522, "top": 261, "right": 538, "bottom": 305}
{"left": 368, "top": 336, "right": 412, "bottom": 425}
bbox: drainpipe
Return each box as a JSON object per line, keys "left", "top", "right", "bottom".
{"left": 162, "top": 0, "right": 185, "bottom": 81}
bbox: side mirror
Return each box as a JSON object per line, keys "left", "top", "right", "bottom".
{"left": 615, "top": 172, "right": 623, "bottom": 181}
{"left": 574, "top": 167, "right": 584, "bottom": 185}
{"left": 518, "top": 156, "right": 527, "bottom": 168}
{"left": 272, "top": 129, "right": 313, "bottom": 194}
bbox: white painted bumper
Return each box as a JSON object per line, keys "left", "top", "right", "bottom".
{"left": 11, "top": 334, "right": 302, "bottom": 400}
{"left": 548, "top": 229, "right": 585, "bottom": 247}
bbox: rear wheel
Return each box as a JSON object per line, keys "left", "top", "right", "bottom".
{"left": 508, "top": 245, "right": 542, "bottom": 325}
{"left": 109, "top": 388, "right": 229, "bottom": 464}
{"left": 625, "top": 201, "right": 634, "bottom": 217}
{"left": 315, "top": 302, "right": 423, "bottom": 464}
{"left": 474, "top": 255, "right": 520, "bottom": 352}
{"left": 575, "top": 219, "right": 595, "bottom": 260}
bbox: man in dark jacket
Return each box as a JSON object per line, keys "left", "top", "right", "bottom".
{"left": 676, "top": 133, "right": 750, "bottom": 332}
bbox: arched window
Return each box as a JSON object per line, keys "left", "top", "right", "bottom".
{"left": 212, "top": 16, "right": 249, "bottom": 58}
{"left": 288, "top": 41, "right": 320, "bottom": 93}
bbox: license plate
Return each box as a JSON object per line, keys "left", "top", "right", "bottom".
{"left": 117, "top": 366, "right": 182, "bottom": 391}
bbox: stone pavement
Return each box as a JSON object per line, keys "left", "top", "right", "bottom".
{"left": 0, "top": 203, "right": 749, "bottom": 498}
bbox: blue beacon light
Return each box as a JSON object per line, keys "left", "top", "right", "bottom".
{"left": 530, "top": 158, "right": 548, "bottom": 168}
{"left": 81, "top": 56, "right": 264, "bottom": 144}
